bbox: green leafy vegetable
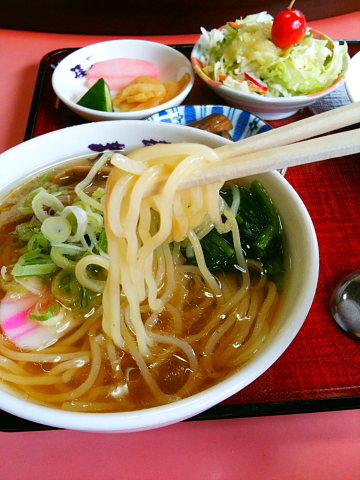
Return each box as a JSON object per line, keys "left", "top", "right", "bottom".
{"left": 183, "top": 180, "right": 285, "bottom": 290}
{"left": 98, "top": 228, "right": 108, "bottom": 253}
{"left": 186, "top": 229, "right": 237, "bottom": 272}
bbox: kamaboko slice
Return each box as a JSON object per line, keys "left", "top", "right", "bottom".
{"left": 87, "top": 58, "right": 160, "bottom": 90}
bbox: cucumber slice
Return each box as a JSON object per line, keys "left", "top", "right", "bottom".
{"left": 77, "top": 78, "right": 114, "bottom": 112}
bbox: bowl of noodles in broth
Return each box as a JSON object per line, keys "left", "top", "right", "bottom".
{"left": 0, "top": 120, "right": 319, "bottom": 432}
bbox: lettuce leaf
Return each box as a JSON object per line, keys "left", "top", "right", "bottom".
{"left": 197, "top": 12, "right": 347, "bottom": 97}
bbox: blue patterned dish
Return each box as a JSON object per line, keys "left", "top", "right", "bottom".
{"left": 146, "top": 105, "right": 271, "bottom": 140}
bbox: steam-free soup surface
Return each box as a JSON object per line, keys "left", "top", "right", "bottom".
{"left": 0, "top": 149, "right": 284, "bottom": 412}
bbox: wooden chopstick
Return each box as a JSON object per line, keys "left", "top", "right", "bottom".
{"left": 215, "top": 102, "right": 360, "bottom": 160}
{"left": 179, "top": 127, "right": 360, "bottom": 190}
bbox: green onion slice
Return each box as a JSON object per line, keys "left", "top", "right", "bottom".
{"left": 32, "top": 191, "right": 64, "bottom": 222}
{"left": 50, "top": 244, "right": 85, "bottom": 270}
{"left": 17, "top": 187, "right": 47, "bottom": 215}
{"left": 12, "top": 262, "right": 58, "bottom": 277}
{"left": 41, "top": 216, "right": 71, "bottom": 243}
{"left": 30, "top": 302, "right": 61, "bottom": 322}
{"left": 61, "top": 205, "right": 88, "bottom": 242}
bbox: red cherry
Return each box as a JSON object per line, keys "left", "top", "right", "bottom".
{"left": 272, "top": 2, "right": 307, "bottom": 50}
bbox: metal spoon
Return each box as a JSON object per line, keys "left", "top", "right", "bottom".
{"left": 330, "top": 271, "right": 360, "bottom": 339}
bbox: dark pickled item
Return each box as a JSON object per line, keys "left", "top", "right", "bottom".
{"left": 188, "top": 113, "right": 233, "bottom": 139}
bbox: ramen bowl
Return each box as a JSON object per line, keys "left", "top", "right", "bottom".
{"left": 191, "top": 29, "right": 349, "bottom": 120}
{"left": 0, "top": 120, "right": 319, "bottom": 432}
{"left": 52, "top": 39, "right": 194, "bottom": 121}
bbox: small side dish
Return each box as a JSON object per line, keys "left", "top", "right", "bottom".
{"left": 52, "top": 40, "right": 194, "bottom": 121}
{"left": 76, "top": 57, "right": 191, "bottom": 113}
{"left": 147, "top": 105, "right": 271, "bottom": 141}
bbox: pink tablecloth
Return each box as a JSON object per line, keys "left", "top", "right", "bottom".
{"left": 1, "top": 411, "right": 360, "bottom": 480}
{"left": 0, "top": 12, "right": 360, "bottom": 480}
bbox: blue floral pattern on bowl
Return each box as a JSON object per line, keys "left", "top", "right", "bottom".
{"left": 146, "top": 105, "right": 271, "bottom": 141}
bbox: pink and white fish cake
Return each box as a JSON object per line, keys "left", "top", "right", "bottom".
{"left": 0, "top": 293, "right": 75, "bottom": 351}
{"left": 87, "top": 58, "right": 160, "bottom": 90}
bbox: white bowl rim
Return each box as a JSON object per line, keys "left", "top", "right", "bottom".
{"left": 0, "top": 120, "right": 319, "bottom": 432}
{"left": 51, "top": 39, "right": 195, "bottom": 119}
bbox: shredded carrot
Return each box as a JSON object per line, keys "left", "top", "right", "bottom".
{"left": 227, "top": 21, "right": 243, "bottom": 28}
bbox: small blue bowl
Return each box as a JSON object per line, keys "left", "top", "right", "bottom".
{"left": 146, "top": 105, "right": 271, "bottom": 141}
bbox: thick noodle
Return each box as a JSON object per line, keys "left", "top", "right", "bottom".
{"left": 0, "top": 144, "right": 281, "bottom": 412}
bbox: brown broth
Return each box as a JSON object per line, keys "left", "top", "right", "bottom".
{"left": 0, "top": 159, "right": 282, "bottom": 412}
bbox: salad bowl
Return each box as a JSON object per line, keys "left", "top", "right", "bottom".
{"left": 191, "top": 14, "right": 349, "bottom": 120}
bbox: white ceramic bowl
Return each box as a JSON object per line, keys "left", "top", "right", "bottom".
{"left": 0, "top": 121, "right": 319, "bottom": 432}
{"left": 52, "top": 40, "right": 194, "bottom": 121}
{"left": 345, "top": 51, "right": 360, "bottom": 102}
{"left": 147, "top": 104, "right": 271, "bottom": 140}
{"left": 191, "top": 29, "right": 349, "bottom": 120}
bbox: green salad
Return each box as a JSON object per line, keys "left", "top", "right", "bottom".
{"left": 196, "top": 11, "right": 348, "bottom": 97}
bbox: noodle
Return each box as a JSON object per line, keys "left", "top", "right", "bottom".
{"left": 0, "top": 143, "right": 284, "bottom": 412}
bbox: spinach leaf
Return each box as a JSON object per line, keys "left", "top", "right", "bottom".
{"left": 185, "top": 229, "right": 237, "bottom": 272}
{"left": 183, "top": 181, "right": 285, "bottom": 290}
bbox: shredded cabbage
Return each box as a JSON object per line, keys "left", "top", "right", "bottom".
{"left": 196, "top": 11, "right": 348, "bottom": 97}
